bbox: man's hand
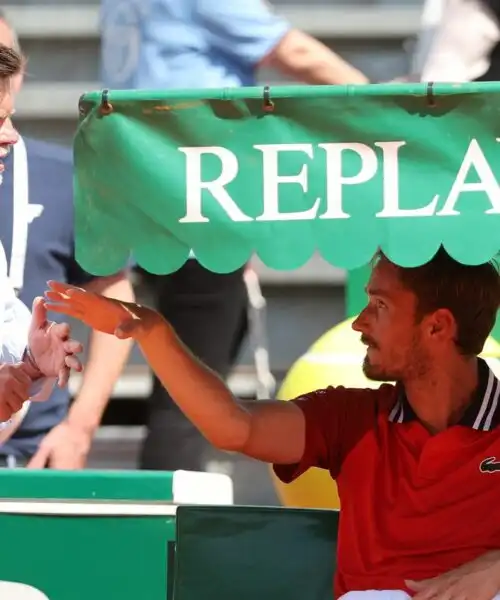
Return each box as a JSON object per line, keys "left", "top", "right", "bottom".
{"left": 27, "top": 420, "right": 92, "bottom": 469}
{"left": 407, "top": 551, "right": 500, "bottom": 600}
{"left": 0, "top": 363, "right": 31, "bottom": 421}
{"left": 27, "top": 296, "right": 83, "bottom": 387}
{"left": 45, "top": 281, "right": 162, "bottom": 341}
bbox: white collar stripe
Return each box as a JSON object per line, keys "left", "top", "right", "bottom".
{"left": 389, "top": 401, "right": 401, "bottom": 423}
{"left": 482, "top": 375, "right": 500, "bottom": 431}
{"left": 388, "top": 361, "right": 500, "bottom": 431}
{"left": 472, "top": 367, "right": 495, "bottom": 431}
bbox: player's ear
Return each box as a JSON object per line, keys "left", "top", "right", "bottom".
{"left": 425, "top": 309, "right": 456, "bottom": 342}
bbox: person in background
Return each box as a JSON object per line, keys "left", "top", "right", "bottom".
{"left": 0, "top": 13, "right": 135, "bottom": 469}
{"left": 101, "top": 0, "right": 369, "bottom": 473}
{"left": 413, "top": 0, "right": 500, "bottom": 82}
{"left": 408, "top": 0, "right": 445, "bottom": 79}
{"left": 0, "top": 42, "right": 83, "bottom": 439}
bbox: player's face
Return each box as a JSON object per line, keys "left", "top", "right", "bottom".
{"left": 0, "top": 82, "right": 17, "bottom": 174}
{"left": 352, "top": 259, "right": 430, "bottom": 382}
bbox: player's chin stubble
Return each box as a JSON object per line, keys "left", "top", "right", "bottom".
{"left": 362, "top": 356, "right": 391, "bottom": 382}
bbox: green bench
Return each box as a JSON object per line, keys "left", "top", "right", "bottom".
{"left": 173, "top": 505, "right": 339, "bottom": 600}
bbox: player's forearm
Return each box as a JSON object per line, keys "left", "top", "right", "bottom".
{"left": 473, "top": 550, "right": 500, "bottom": 564}
{"left": 137, "top": 319, "right": 252, "bottom": 451}
{"left": 265, "top": 29, "right": 369, "bottom": 85}
{"left": 67, "top": 276, "right": 134, "bottom": 433}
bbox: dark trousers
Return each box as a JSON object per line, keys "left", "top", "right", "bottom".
{"left": 139, "top": 261, "right": 248, "bottom": 472}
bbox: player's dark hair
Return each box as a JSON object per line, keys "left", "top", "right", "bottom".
{"left": 374, "top": 247, "right": 500, "bottom": 356}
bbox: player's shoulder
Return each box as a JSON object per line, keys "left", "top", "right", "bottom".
{"left": 296, "top": 383, "right": 398, "bottom": 415}
{"left": 23, "top": 136, "right": 73, "bottom": 167}
{"left": 338, "top": 383, "right": 397, "bottom": 404}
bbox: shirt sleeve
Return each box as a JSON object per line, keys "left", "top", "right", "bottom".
{"left": 273, "top": 386, "right": 379, "bottom": 483}
{"left": 196, "top": 0, "right": 291, "bottom": 68}
{"left": 418, "top": 0, "right": 500, "bottom": 81}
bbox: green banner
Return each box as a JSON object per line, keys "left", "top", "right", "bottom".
{"left": 75, "top": 83, "right": 500, "bottom": 275}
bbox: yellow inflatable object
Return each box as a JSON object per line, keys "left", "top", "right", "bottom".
{"left": 271, "top": 317, "right": 500, "bottom": 510}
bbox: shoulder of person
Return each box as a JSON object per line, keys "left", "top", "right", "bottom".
{"left": 303, "top": 383, "right": 396, "bottom": 401}
{"left": 296, "top": 383, "right": 398, "bottom": 416}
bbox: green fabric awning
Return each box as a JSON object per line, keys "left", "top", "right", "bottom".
{"left": 74, "top": 83, "right": 500, "bottom": 275}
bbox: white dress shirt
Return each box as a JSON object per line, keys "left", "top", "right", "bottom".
{"left": 0, "top": 142, "right": 56, "bottom": 438}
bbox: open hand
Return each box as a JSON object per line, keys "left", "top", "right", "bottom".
{"left": 44, "top": 281, "right": 161, "bottom": 340}
{"left": 27, "top": 420, "right": 92, "bottom": 469}
{"left": 28, "top": 297, "right": 83, "bottom": 387}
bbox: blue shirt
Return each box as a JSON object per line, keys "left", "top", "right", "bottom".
{"left": 100, "top": 0, "right": 290, "bottom": 89}
{"left": 0, "top": 137, "right": 96, "bottom": 458}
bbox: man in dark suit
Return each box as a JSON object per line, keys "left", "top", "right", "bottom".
{"left": 0, "top": 13, "right": 135, "bottom": 468}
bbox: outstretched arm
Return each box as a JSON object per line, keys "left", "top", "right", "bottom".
{"left": 43, "top": 282, "right": 325, "bottom": 466}
{"left": 44, "top": 281, "right": 369, "bottom": 476}
{"left": 45, "top": 282, "right": 307, "bottom": 463}
{"left": 129, "top": 315, "right": 306, "bottom": 463}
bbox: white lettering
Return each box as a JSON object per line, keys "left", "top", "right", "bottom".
{"left": 254, "top": 144, "right": 320, "bottom": 221}
{"left": 319, "top": 143, "right": 377, "bottom": 219}
{"left": 436, "top": 139, "right": 500, "bottom": 216}
{"left": 179, "top": 147, "right": 252, "bottom": 223}
{"left": 177, "top": 137, "right": 500, "bottom": 224}
{"left": 376, "top": 141, "right": 439, "bottom": 217}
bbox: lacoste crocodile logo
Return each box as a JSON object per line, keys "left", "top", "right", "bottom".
{"left": 480, "top": 457, "right": 500, "bottom": 473}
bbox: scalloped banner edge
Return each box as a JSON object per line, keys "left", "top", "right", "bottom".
{"left": 74, "top": 238, "right": 500, "bottom": 277}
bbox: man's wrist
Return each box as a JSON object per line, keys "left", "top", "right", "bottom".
{"left": 66, "top": 408, "right": 100, "bottom": 437}
{"left": 22, "top": 347, "right": 43, "bottom": 380}
{"left": 136, "top": 313, "right": 172, "bottom": 344}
